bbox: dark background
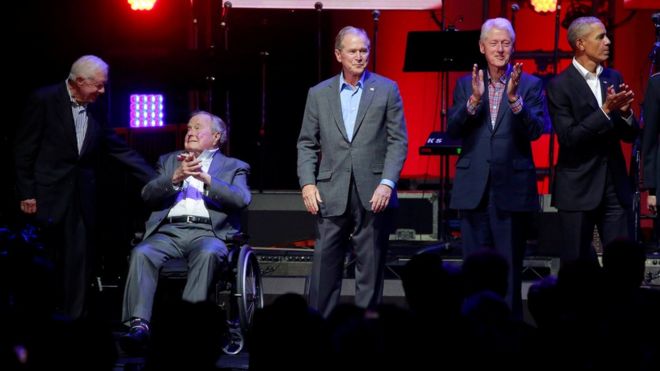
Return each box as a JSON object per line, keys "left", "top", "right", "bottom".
{"left": 3, "top": 0, "right": 346, "bottom": 278}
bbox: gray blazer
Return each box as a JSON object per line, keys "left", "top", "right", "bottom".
{"left": 297, "top": 71, "right": 408, "bottom": 217}
{"left": 141, "top": 151, "right": 251, "bottom": 239}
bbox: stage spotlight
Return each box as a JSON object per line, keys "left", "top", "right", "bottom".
{"left": 130, "top": 94, "right": 164, "bottom": 128}
{"left": 531, "top": 0, "right": 557, "bottom": 13}
{"left": 128, "top": 0, "right": 157, "bottom": 11}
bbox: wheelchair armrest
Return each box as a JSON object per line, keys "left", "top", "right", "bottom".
{"left": 225, "top": 231, "right": 249, "bottom": 245}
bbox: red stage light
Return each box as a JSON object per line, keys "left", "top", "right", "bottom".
{"left": 128, "top": 0, "right": 157, "bottom": 11}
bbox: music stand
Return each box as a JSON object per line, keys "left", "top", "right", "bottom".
{"left": 404, "top": 30, "right": 480, "bottom": 244}
{"left": 403, "top": 30, "right": 481, "bottom": 72}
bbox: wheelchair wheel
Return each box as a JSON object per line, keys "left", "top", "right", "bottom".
{"left": 236, "top": 245, "right": 264, "bottom": 335}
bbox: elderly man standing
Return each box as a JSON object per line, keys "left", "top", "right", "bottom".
{"left": 297, "top": 26, "right": 408, "bottom": 318}
{"left": 120, "top": 111, "right": 251, "bottom": 351}
{"left": 547, "top": 16, "right": 638, "bottom": 268}
{"left": 14, "top": 55, "right": 156, "bottom": 320}
{"left": 447, "top": 17, "right": 548, "bottom": 318}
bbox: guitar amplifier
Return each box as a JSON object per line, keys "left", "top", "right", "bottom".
{"left": 254, "top": 247, "right": 314, "bottom": 277}
{"left": 390, "top": 191, "right": 439, "bottom": 241}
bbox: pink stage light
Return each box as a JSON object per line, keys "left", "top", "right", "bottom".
{"left": 130, "top": 94, "right": 164, "bottom": 128}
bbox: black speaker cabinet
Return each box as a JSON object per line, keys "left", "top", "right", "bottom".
{"left": 245, "top": 192, "right": 316, "bottom": 247}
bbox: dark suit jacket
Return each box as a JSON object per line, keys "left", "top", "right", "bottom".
{"left": 14, "top": 82, "right": 156, "bottom": 227}
{"left": 297, "top": 71, "right": 408, "bottom": 217}
{"left": 141, "top": 151, "right": 251, "bottom": 240}
{"left": 447, "top": 72, "right": 547, "bottom": 212}
{"left": 642, "top": 74, "right": 660, "bottom": 194}
{"left": 547, "top": 65, "right": 639, "bottom": 211}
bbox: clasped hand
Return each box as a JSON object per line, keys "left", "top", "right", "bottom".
{"left": 603, "top": 83, "right": 634, "bottom": 116}
{"left": 172, "top": 152, "right": 210, "bottom": 185}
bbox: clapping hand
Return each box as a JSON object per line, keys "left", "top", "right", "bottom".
{"left": 507, "top": 62, "right": 523, "bottom": 102}
{"left": 603, "top": 83, "right": 634, "bottom": 116}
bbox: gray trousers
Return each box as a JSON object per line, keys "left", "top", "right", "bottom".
{"left": 122, "top": 222, "right": 227, "bottom": 323}
{"left": 308, "top": 181, "right": 393, "bottom": 318}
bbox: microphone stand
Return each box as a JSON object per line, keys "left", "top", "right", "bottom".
{"left": 257, "top": 50, "right": 269, "bottom": 193}
{"left": 510, "top": 3, "right": 520, "bottom": 30}
{"left": 220, "top": 1, "right": 232, "bottom": 153}
{"left": 315, "top": 2, "right": 323, "bottom": 82}
{"left": 548, "top": 4, "right": 561, "bottom": 188}
{"left": 438, "top": 7, "right": 450, "bottom": 244}
{"left": 372, "top": 9, "right": 380, "bottom": 73}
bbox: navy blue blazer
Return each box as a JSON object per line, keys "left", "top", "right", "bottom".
{"left": 547, "top": 65, "right": 638, "bottom": 211}
{"left": 447, "top": 71, "right": 548, "bottom": 212}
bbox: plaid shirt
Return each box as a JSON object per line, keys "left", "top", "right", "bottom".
{"left": 466, "top": 70, "right": 522, "bottom": 128}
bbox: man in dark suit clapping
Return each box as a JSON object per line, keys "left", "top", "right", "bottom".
{"left": 447, "top": 18, "right": 548, "bottom": 318}
{"left": 547, "top": 16, "right": 638, "bottom": 267}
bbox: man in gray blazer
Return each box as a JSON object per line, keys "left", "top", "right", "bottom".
{"left": 297, "top": 26, "right": 408, "bottom": 317}
{"left": 120, "top": 111, "right": 251, "bottom": 351}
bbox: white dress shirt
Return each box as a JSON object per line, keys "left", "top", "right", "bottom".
{"left": 167, "top": 149, "right": 218, "bottom": 218}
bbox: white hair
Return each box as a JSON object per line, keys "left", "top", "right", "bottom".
{"left": 480, "top": 18, "right": 516, "bottom": 43}
{"left": 68, "top": 55, "right": 109, "bottom": 81}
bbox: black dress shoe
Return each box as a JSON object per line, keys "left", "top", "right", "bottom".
{"left": 119, "top": 318, "right": 150, "bottom": 354}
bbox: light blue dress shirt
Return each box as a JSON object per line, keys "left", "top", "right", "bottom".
{"left": 339, "top": 72, "right": 364, "bottom": 142}
{"left": 338, "top": 72, "right": 395, "bottom": 190}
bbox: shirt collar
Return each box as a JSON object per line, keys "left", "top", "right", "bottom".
{"left": 66, "top": 80, "right": 87, "bottom": 108}
{"left": 487, "top": 64, "right": 511, "bottom": 84}
{"left": 198, "top": 148, "right": 219, "bottom": 162}
{"left": 339, "top": 72, "right": 365, "bottom": 92}
{"left": 572, "top": 58, "right": 603, "bottom": 79}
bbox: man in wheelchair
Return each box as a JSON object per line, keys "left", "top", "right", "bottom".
{"left": 119, "top": 111, "right": 251, "bottom": 352}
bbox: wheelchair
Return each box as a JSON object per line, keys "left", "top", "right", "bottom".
{"left": 157, "top": 232, "right": 264, "bottom": 355}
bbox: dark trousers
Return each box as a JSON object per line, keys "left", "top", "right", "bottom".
{"left": 460, "top": 186, "right": 528, "bottom": 320}
{"left": 308, "top": 181, "right": 393, "bottom": 318}
{"left": 558, "top": 171, "right": 632, "bottom": 267}
{"left": 42, "top": 203, "right": 92, "bottom": 320}
{"left": 122, "top": 223, "right": 227, "bottom": 323}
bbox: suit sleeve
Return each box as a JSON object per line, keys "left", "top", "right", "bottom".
{"left": 547, "top": 76, "right": 638, "bottom": 149}
{"left": 642, "top": 76, "right": 660, "bottom": 192}
{"left": 103, "top": 127, "right": 157, "bottom": 184}
{"left": 204, "top": 161, "right": 252, "bottom": 211}
{"left": 447, "top": 77, "right": 482, "bottom": 139}
{"left": 141, "top": 154, "right": 179, "bottom": 207}
{"left": 296, "top": 88, "right": 321, "bottom": 188}
{"left": 381, "top": 82, "right": 408, "bottom": 184}
{"left": 516, "top": 75, "right": 547, "bottom": 140}
{"left": 14, "top": 91, "right": 46, "bottom": 200}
